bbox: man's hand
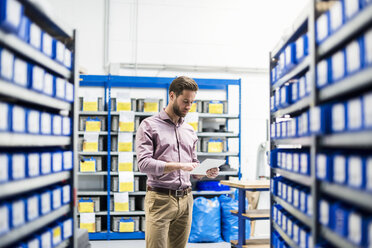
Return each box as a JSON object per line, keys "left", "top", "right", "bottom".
{"left": 206, "top": 167, "right": 219, "bottom": 178}
{"left": 180, "top": 162, "right": 198, "bottom": 171}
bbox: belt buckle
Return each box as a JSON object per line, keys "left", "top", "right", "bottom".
{"left": 175, "top": 189, "right": 183, "bottom": 197}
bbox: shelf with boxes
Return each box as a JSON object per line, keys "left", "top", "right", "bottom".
{"left": 0, "top": 0, "right": 77, "bottom": 247}
{"left": 77, "top": 75, "right": 241, "bottom": 240}
{"left": 270, "top": 1, "right": 372, "bottom": 248}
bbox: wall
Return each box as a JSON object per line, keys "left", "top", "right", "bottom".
{"left": 49, "top": 0, "right": 308, "bottom": 237}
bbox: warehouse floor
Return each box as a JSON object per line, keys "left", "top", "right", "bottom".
{"left": 91, "top": 240, "right": 230, "bottom": 248}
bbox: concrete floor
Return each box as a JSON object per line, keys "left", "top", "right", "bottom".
{"left": 91, "top": 240, "right": 231, "bottom": 248}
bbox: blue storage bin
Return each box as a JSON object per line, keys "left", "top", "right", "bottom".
{"left": 316, "top": 58, "right": 331, "bottom": 89}
{"left": 347, "top": 211, "right": 368, "bottom": 246}
{"left": 271, "top": 95, "right": 275, "bottom": 112}
{"left": 363, "top": 92, "right": 372, "bottom": 129}
{"left": 52, "top": 114, "right": 62, "bottom": 136}
{"left": 26, "top": 236, "right": 41, "bottom": 248}
{"left": 291, "top": 80, "right": 299, "bottom": 103}
{"left": 40, "top": 190, "right": 52, "bottom": 215}
{"left": 364, "top": 29, "right": 372, "bottom": 67}
{"left": 362, "top": 0, "right": 372, "bottom": 6}
{"left": 0, "top": 153, "right": 10, "bottom": 184}
{"left": 27, "top": 152, "right": 40, "bottom": 178}
{"left": 286, "top": 183, "right": 294, "bottom": 204}
{"left": 40, "top": 228, "right": 52, "bottom": 248}
{"left": 292, "top": 221, "right": 300, "bottom": 244}
{"left": 26, "top": 109, "right": 40, "bottom": 134}
{"left": 343, "top": 0, "right": 362, "bottom": 21}
{"left": 41, "top": 31, "right": 53, "bottom": 58}
{"left": 196, "top": 181, "right": 230, "bottom": 191}
{"left": 52, "top": 222, "right": 63, "bottom": 246}
{"left": 40, "top": 151, "right": 52, "bottom": 175}
{"left": 282, "top": 181, "right": 288, "bottom": 202}
{"left": 366, "top": 156, "right": 372, "bottom": 192}
{"left": 28, "top": 64, "right": 44, "bottom": 93}
{"left": 293, "top": 153, "right": 300, "bottom": 173}
{"left": 271, "top": 67, "right": 276, "bottom": 84}
{"left": 62, "top": 218, "right": 73, "bottom": 239}
{"left": 55, "top": 77, "right": 66, "bottom": 100}
{"left": 0, "top": 0, "right": 23, "bottom": 33}
{"left": 275, "top": 89, "right": 281, "bottom": 110}
{"left": 280, "top": 84, "right": 291, "bottom": 108}
{"left": 10, "top": 198, "right": 26, "bottom": 228}
{"left": 298, "top": 75, "right": 306, "bottom": 99}
{"left": 51, "top": 186, "right": 62, "bottom": 210}
{"left": 331, "top": 203, "right": 350, "bottom": 237}
{"left": 43, "top": 72, "right": 54, "bottom": 96}
{"left": 299, "top": 111, "right": 310, "bottom": 137}
{"left": 276, "top": 122, "right": 281, "bottom": 139}
{"left": 26, "top": 194, "right": 40, "bottom": 222}
{"left": 65, "top": 81, "right": 74, "bottom": 102}
{"left": 319, "top": 199, "right": 331, "bottom": 227}
{"left": 64, "top": 48, "right": 72, "bottom": 69}
{"left": 271, "top": 123, "right": 276, "bottom": 139}
{"left": 295, "top": 33, "right": 308, "bottom": 63}
{"left": 285, "top": 43, "right": 296, "bottom": 70}
{"left": 279, "top": 52, "right": 286, "bottom": 76}
{"left": 300, "top": 152, "right": 310, "bottom": 175}
{"left": 281, "top": 121, "right": 288, "bottom": 139}
{"left": 285, "top": 152, "right": 293, "bottom": 171}
{"left": 53, "top": 40, "right": 65, "bottom": 64}
{"left": 347, "top": 96, "right": 363, "bottom": 131}
{"left": 331, "top": 49, "right": 346, "bottom": 83}
{"left": 347, "top": 155, "right": 366, "bottom": 189}
{"left": 64, "top": 146, "right": 75, "bottom": 171}
{"left": 0, "top": 47, "right": 14, "bottom": 82}
{"left": 331, "top": 102, "right": 347, "bottom": 133}
{"left": 29, "top": 22, "right": 42, "bottom": 50}
{"left": 0, "top": 102, "right": 11, "bottom": 132}
{"left": 345, "top": 38, "right": 364, "bottom": 76}
{"left": 10, "top": 105, "right": 26, "bottom": 133}
{"left": 17, "top": 15, "right": 30, "bottom": 42}
{"left": 0, "top": 203, "right": 10, "bottom": 236}
{"left": 13, "top": 57, "right": 28, "bottom": 87}
{"left": 62, "top": 117, "right": 72, "bottom": 136}
{"left": 270, "top": 149, "right": 278, "bottom": 168}
{"left": 10, "top": 152, "right": 26, "bottom": 180}
{"left": 62, "top": 184, "right": 71, "bottom": 204}
{"left": 310, "top": 105, "right": 331, "bottom": 135}
{"left": 286, "top": 216, "right": 294, "bottom": 239}
{"left": 329, "top": 0, "right": 344, "bottom": 34}
{"left": 40, "top": 112, "right": 52, "bottom": 135}
{"left": 316, "top": 153, "right": 333, "bottom": 181}
{"left": 333, "top": 153, "right": 348, "bottom": 185}
{"left": 52, "top": 150, "right": 63, "bottom": 172}
{"left": 305, "top": 71, "right": 311, "bottom": 96}
{"left": 316, "top": 12, "right": 330, "bottom": 44}
{"left": 300, "top": 228, "right": 311, "bottom": 248}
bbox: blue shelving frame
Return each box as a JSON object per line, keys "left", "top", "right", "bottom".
{"left": 79, "top": 75, "right": 242, "bottom": 240}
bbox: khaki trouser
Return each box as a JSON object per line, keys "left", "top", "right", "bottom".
{"left": 145, "top": 190, "right": 193, "bottom": 248}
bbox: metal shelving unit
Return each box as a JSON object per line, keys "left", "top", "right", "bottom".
{"left": 78, "top": 75, "right": 241, "bottom": 240}
{"left": 270, "top": 1, "right": 372, "bottom": 247}
{"left": 0, "top": 1, "right": 77, "bottom": 246}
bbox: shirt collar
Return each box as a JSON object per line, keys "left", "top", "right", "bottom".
{"left": 159, "top": 108, "right": 185, "bottom": 125}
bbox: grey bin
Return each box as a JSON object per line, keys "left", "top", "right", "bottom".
{"left": 201, "top": 137, "right": 227, "bottom": 153}
{"left": 78, "top": 216, "right": 101, "bottom": 233}
{"left": 111, "top": 156, "right": 134, "bottom": 172}
{"left": 201, "top": 100, "right": 228, "bottom": 114}
{"left": 111, "top": 177, "right": 138, "bottom": 192}
{"left": 78, "top": 136, "right": 105, "bottom": 152}
{"left": 110, "top": 98, "right": 137, "bottom": 112}
{"left": 111, "top": 216, "right": 140, "bottom": 232}
{"left": 133, "top": 157, "right": 139, "bottom": 172}
{"left": 79, "top": 97, "right": 104, "bottom": 111}
{"left": 78, "top": 197, "right": 101, "bottom": 212}
{"left": 79, "top": 116, "right": 106, "bottom": 131}
{"left": 111, "top": 116, "right": 119, "bottom": 132}
{"left": 79, "top": 156, "right": 103, "bottom": 171}
{"left": 136, "top": 99, "right": 163, "bottom": 112}
{"left": 141, "top": 216, "right": 146, "bottom": 232}
{"left": 110, "top": 196, "right": 135, "bottom": 211}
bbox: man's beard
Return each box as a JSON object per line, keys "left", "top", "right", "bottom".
{"left": 173, "top": 101, "right": 186, "bottom": 117}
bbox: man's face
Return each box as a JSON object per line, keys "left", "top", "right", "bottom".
{"left": 171, "top": 90, "right": 196, "bottom": 117}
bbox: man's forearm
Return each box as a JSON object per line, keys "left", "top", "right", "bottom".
{"left": 163, "top": 162, "right": 182, "bottom": 174}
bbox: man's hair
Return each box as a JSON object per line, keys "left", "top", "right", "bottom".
{"left": 169, "top": 76, "right": 198, "bottom": 97}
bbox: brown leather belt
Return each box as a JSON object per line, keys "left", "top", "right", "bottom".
{"left": 147, "top": 186, "right": 191, "bottom": 197}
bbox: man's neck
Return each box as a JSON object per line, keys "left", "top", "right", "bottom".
{"left": 165, "top": 105, "right": 180, "bottom": 124}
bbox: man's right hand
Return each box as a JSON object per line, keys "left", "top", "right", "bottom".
{"left": 180, "top": 162, "right": 198, "bottom": 171}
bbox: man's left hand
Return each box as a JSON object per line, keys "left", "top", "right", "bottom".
{"left": 206, "top": 167, "right": 219, "bottom": 178}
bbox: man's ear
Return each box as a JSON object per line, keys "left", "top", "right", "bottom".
{"left": 169, "top": 91, "right": 175, "bottom": 101}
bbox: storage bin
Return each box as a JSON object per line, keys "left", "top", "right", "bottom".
{"left": 345, "top": 38, "right": 363, "bottom": 75}
{"left": 110, "top": 98, "right": 137, "bottom": 112}
{"left": 111, "top": 216, "right": 139, "bottom": 232}
{"left": 79, "top": 97, "right": 104, "bottom": 112}
{"left": 201, "top": 138, "right": 226, "bottom": 153}
{"left": 78, "top": 216, "right": 101, "bottom": 233}
{"left": 79, "top": 116, "right": 106, "bottom": 131}
{"left": 136, "top": 98, "right": 163, "bottom": 112}
{"left": 110, "top": 196, "right": 135, "bottom": 211}
{"left": 331, "top": 102, "right": 347, "bottom": 133}
{"left": 316, "top": 12, "right": 330, "bottom": 44}
{"left": 329, "top": 1, "right": 344, "bottom": 34}
{"left": 78, "top": 197, "right": 100, "bottom": 212}
{"left": 79, "top": 156, "right": 102, "bottom": 172}
{"left": 331, "top": 50, "right": 346, "bottom": 83}
{"left": 0, "top": 0, "right": 23, "bottom": 33}
{"left": 202, "top": 100, "right": 228, "bottom": 114}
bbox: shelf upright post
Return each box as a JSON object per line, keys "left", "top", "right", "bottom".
{"left": 309, "top": 0, "right": 319, "bottom": 246}
{"left": 72, "top": 29, "right": 80, "bottom": 248}
{"left": 269, "top": 51, "right": 274, "bottom": 242}
{"left": 107, "top": 74, "right": 112, "bottom": 239}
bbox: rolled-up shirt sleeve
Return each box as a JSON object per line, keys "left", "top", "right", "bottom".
{"left": 135, "top": 121, "right": 166, "bottom": 176}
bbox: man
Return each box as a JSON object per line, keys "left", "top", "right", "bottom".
{"left": 136, "top": 76, "right": 219, "bottom": 248}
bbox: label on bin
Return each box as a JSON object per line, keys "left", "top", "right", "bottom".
{"left": 117, "top": 102, "right": 131, "bottom": 111}
{"left": 119, "top": 162, "right": 132, "bottom": 172}
{"left": 208, "top": 141, "right": 223, "bottom": 153}
{"left": 80, "top": 213, "right": 96, "bottom": 232}
{"left": 209, "top": 103, "right": 223, "bottom": 114}
{"left": 119, "top": 122, "right": 134, "bottom": 132}
{"left": 190, "top": 103, "right": 197, "bottom": 112}
{"left": 115, "top": 202, "right": 129, "bottom": 212}
{"left": 86, "top": 121, "right": 101, "bottom": 132}
{"left": 119, "top": 221, "right": 134, "bottom": 232}
{"left": 53, "top": 226, "right": 62, "bottom": 245}
{"left": 144, "top": 102, "right": 158, "bottom": 112}
{"left": 83, "top": 96, "right": 98, "bottom": 111}
{"left": 79, "top": 202, "right": 94, "bottom": 213}
{"left": 80, "top": 160, "right": 96, "bottom": 172}
{"left": 83, "top": 142, "right": 98, "bottom": 152}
